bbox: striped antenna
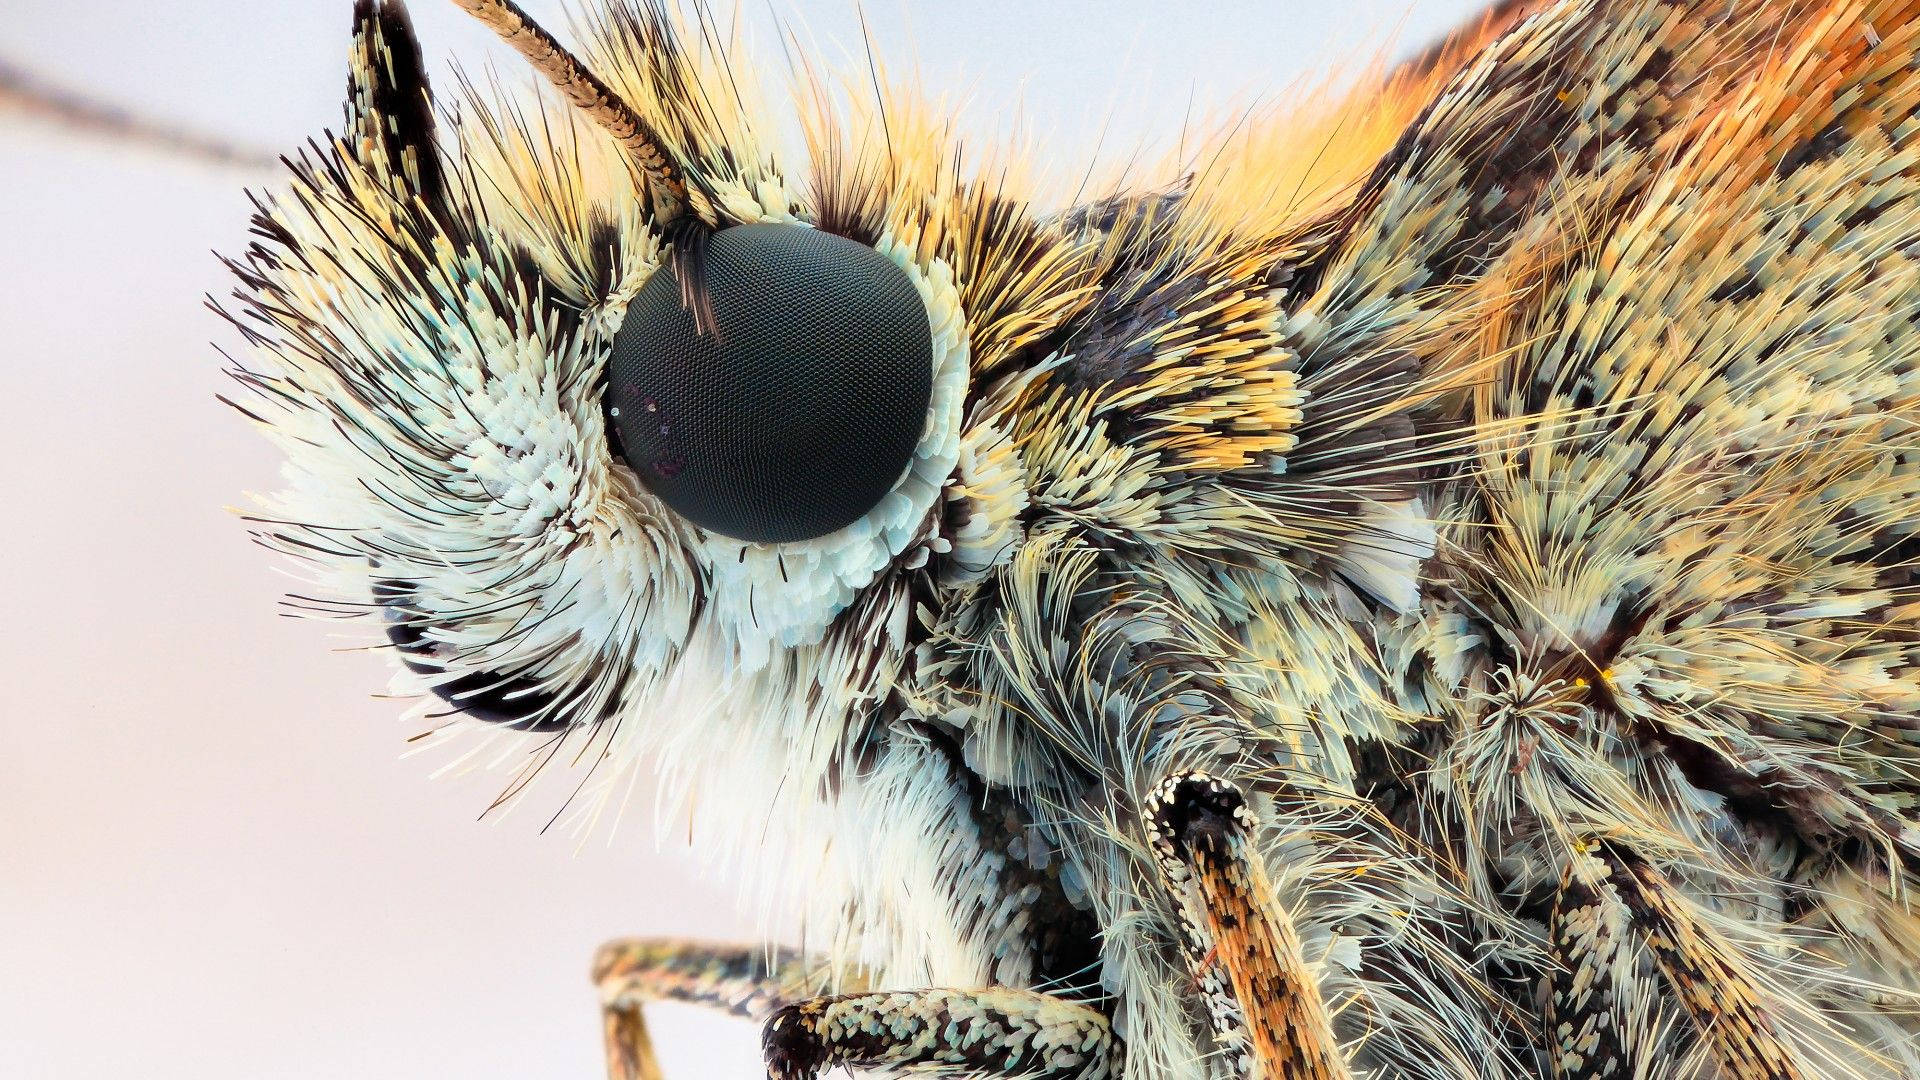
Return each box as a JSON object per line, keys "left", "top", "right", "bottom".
{"left": 449, "top": 0, "right": 705, "bottom": 221}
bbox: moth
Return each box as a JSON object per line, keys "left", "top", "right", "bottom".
{"left": 200, "top": 0, "right": 1920, "bottom": 1077}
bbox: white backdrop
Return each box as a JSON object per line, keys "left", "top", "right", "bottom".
{"left": 0, "top": 2, "right": 1483, "bottom": 1077}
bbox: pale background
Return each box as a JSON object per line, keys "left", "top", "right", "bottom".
{"left": 0, "top": 2, "right": 1482, "bottom": 1077}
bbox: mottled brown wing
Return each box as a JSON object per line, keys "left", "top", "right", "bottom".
{"left": 1295, "top": 0, "right": 1920, "bottom": 1075}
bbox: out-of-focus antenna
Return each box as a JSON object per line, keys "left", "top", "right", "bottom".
{"left": 0, "top": 59, "right": 279, "bottom": 170}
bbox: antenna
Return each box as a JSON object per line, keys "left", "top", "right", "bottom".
{"left": 0, "top": 58, "right": 277, "bottom": 169}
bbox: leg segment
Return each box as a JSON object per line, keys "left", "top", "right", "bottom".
{"left": 1611, "top": 854, "right": 1810, "bottom": 1080}
{"left": 592, "top": 939, "right": 853, "bottom": 1080}
{"left": 1546, "top": 856, "right": 1639, "bottom": 1079}
{"left": 1144, "top": 772, "right": 1354, "bottom": 1080}
{"left": 762, "top": 987, "right": 1118, "bottom": 1080}
{"left": 602, "top": 997, "right": 662, "bottom": 1080}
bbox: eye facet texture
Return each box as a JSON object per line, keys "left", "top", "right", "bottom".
{"left": 606, "top": 223, "right": 935, "bottom": 544}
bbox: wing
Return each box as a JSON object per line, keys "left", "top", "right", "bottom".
{"left": 1292, "top": 0, "right": 1920, "bottom": 1074}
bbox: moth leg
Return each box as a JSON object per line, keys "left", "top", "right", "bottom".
{"left": 761, "top": 987, "right": 1118, "bottom": 1080}
{"left": 1545, "top": 855, "right": 1639, "bottom": 1079}
{"left": 592, "top": 939, "right": 850, "bottom": 1080}
{"left": 1144, "top": 772, "right": 1354, "bottom": 1080}
{"left": 1547, "top": 847, "right": 1815, "bottom": 1080}
{"left": 1608, "top": 853, "right": 1811, "bottom": 1080}
{"left": 601, "top": 999, "right": 661, "bottom": 1080}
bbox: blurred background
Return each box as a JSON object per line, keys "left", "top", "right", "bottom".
{"left": 0, "top": 2, "right": 1481, "bottom": 1077}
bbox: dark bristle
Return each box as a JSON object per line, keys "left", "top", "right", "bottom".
{"left": 373, "top": 578, "right": 578, "bottom": 733}
{"left": 807, "top": 141, "right": 886, "bottom": 247}
{"left": 665, "top": 215, "right": 720, "bottom": 338}
{"left": 584, "top": 209, "right": 625, "bottom": 300}
{"left": 348, "top": 0, "right": 445, "bottom": 209}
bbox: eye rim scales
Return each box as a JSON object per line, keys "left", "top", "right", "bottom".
{"left": 217, "top": 0, "right": 1920, "bottom": 1079}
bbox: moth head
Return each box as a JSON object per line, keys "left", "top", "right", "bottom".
{"left": 225, "top": 0, "right": 994, "bottom": 757}
{"left": 228, "top": 0, "right": 1421, "bottom": 785}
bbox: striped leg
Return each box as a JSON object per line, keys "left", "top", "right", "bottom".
{"left": 592, "top": 939, "right": 850, "bottom": 1080}
{"left": 1611, "top": 855, "right": 1810, "bottom": 1080}
{"left": 1545, "top": 848, "right": 1812, "bottom": 1080}
{"left": 1144, "top": 773, "right": 1354, "bottom": 1080}
{"left": 761, "top": 987, "right": 1118, "bottom": 1080}
{"left": 1546, "top": 855, "right": 1638, "bottom": 1079}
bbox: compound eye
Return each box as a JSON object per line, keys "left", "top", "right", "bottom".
{"left": 606, "top": 223, "right": 935, "bottom": 544}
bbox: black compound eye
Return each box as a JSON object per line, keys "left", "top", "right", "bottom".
{"left": 606, "top": 223, "right": 935, "bottom": 544}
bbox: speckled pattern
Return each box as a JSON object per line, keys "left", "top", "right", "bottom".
{"left": 1145, "top": 775, "right": 1351, "bottom": 1080}
{"left": 764, "top": 988, "right": 1117, "bottom": 1080}
{"left": 592, "top": 939, "right": 847, "bottom": 1020}
{"left": 592, "top": 939, "right": 858, "bottom": 1080}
